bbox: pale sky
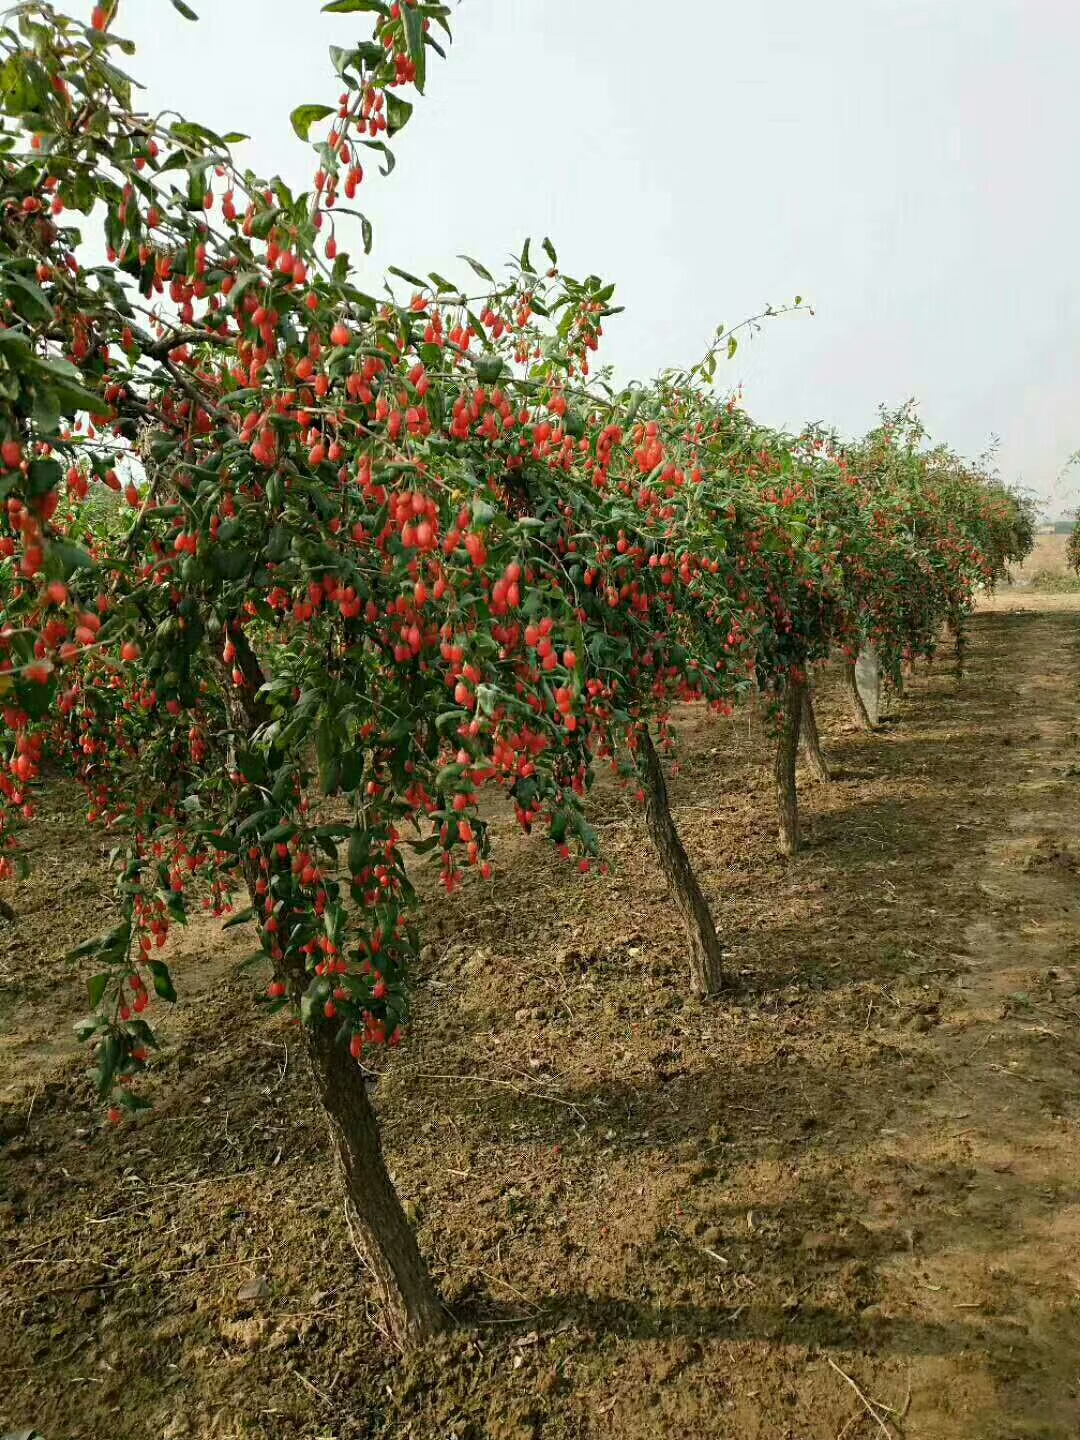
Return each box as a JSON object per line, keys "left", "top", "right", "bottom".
{"left": 121, "top": 0, "right": 1080, "bottom": 512}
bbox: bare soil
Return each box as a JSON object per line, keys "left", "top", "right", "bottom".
{"left": 3, "top": 595, "right": 1080, "bottom": 1439}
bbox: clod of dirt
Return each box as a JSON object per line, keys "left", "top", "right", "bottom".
{"left": 236, "top": 1277, "right": 271, "bottom": 1304}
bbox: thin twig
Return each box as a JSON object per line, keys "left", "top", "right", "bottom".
{"left": 826, "top": 1357, "right": 896, "bottom": 1439}
{"left": 261, "top": 1039, "right": 289, "bottom": 1093}
{"left": 32, "top": 1251, "right": 272, "bottom": 1297}
{"left": 143, "top": 327, "right": 234, "bottom": 360}
{"left": 291, "top": 1368, "right": 335, "bottom": 1408}
{"left": 477, "top": 1268, "right": 539, "bottom": 1312}
{"left": 412, "top": 1069, "right": 585, "bottom": 1119}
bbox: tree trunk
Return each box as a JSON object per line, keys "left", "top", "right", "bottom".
{"left": 776, "top": 677, "right": 804, "bottom": 856}
{"left": 800, "top": 683, "right": 830, "bottom": 783}
{"left": 305, "top": 1019, "right": 450, "bottom": 1349}
{"left": 221, "top": 625, "right": 447, "bottom": 1351}
{"left": 636, "top": 727, "right": 724, "bottom": 996}
{"left": 844, "top": 660, "right": 872, "bottom": 731}
{"left": 948, "top": 615, "right": 966, "bottom": 678}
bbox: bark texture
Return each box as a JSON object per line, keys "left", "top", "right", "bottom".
{"left": 800, "top": 684, "right": 830, "bottom": 783}
{"left": 305, "top": 1022, "right": 449, "bottom": 1349}
{"left": 776, "top": 677, "right": 805, "bottom": 856}
{"left": 844, "top": 660, "right": 873, "bottom": 731}
{"left": 637, "top": 728, "right": 723, "bottom": 995}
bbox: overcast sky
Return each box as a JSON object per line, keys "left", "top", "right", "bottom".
{"left": 120, "top": 0, "right": 1080, "bottom": 512}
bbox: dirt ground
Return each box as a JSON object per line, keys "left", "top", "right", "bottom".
{"left": 3, "top": 591, "right": 1080, "bottom": 1440}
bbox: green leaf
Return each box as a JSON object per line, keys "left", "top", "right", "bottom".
{"left": 322, "top": 0, "right": 389, "bottom": 10}
{"left": 542, "top": 236, "right": 558, "bottom": 267}
{"left": 459, "top": 254, "right": 495, "bottom": 285}
{"left": 331, "top": 41, "right": 384, "bottom": 74}
{"left": 116, "top": 1090, "right": 152, "bottom": 1113}
{"left": 388, "top": 264, "right": 427, "bottom": 288}
{"left": 361, "top": 139, "right": 396, "bottom": 176}
{"left": 210, "top": 546, "right": 248, "bottom": 580}
{"left": 519, "top": 238, "right": 534, "bottom": 274}
{"left": 403, "top": 3, "right": 426, "bottom": 90}
{"left": 474, "top": 354, "right": 504, "bottom": 385}
{"left": 347, "top": 827, "right": 368, "bottom": 875}
{"left": 48, "top": 540, "right": 94, "bottom": 582}
{"left": 74, "top": 1015, "right": 102, "bottom": 1043}
{"left": 339, "top": 745, "right": 365, "bottom": 792}
{"left": 30, "top": 383, "right": 57, "bottom": 435}
{"left": 147, "top": 959, "right": 177, "bottom": 1003}
{"left": 69, "top": 921, "right": 128, "bottom": 956}
{"left": 170, "top": 119, "right": 228, "bottom": 152}
{"left": 5, "top": 272, "right": 53, "bottom": 323}
{"left": 169, "top": 0, "right": 199, "bottom": 17}
{"left": 87, "top": 973, "right": 110, "bottom": 1008}
{"left": 26, "top": 457, "right": 60, "bottom": 497}
{"left": 96, "top": 1032, "right": 122, "bottom": 1097}
{"left": 300, "top": 975, "right": 330, "bottom": 1026}
{"left": 222, "top": 907, "right": 254, "bottom": 930}
{"left": 290, "top": 103, "right": 334, "bottom": 142}
{"left": 32, "top": 354, "right": 105, "bottom": 413}
{"left": 385, "top": 92, "right": 413, "bottom": 136}
{"left": 127, "top": 1018, "right": 160, "bottom": 1051}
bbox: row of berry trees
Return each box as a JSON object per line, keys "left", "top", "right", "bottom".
{"left": 0, "top": 1, "right": 1033, "bottom": 1345}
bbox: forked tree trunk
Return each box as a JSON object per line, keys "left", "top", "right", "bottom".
{"left": 776, "top": 677, "right": 805, "bottom": 856}
{"left": 223, "top": 627, "right": 447, "bottom": 1350}
{"left": 636, "top": 727, "right": 724, "bottom": 996}
{"left": 844, "top": 660, "right": 872, "bottom": 731}
{"left": 800, "top": 683, "right": 830, "bottom": 783}
{"left": 305, "top": 1020, "right": 449, "bottom": 1349}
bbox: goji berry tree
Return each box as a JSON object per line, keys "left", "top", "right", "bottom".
{"left": 0, "top": 0, "right": 555, "bottom": 1347}
{"left": 0, "top": 0, "right": 1035, "bottom": 1352}
{"left": 0, "top": 0, "right": 761, "bottom": 1340}
{"left": 640, "top": 394, "right": 1033, "bottom": 854}
{"left": 835, "top": 406, "right": 1035, "bottom": 684}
